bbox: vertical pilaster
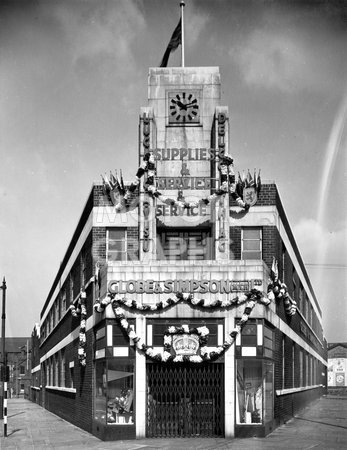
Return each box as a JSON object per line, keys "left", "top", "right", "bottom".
{"left": 214, "top": 106, "right": 230, "bottom": 260}
{"left": 139, "top": 107, "right": 156, "bottom": 262}
{"left": 224, "top": 316, "right": 235, "bottom": 437}
{"left": 135, "top": 316, "right": 146, "bottom": 438}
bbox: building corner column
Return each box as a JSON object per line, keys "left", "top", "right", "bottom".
{"left": 135, "top": 316, "right": 146, "bottom": 438}
{"left": 224, "top": 315, "right": 235, "bottom": 437}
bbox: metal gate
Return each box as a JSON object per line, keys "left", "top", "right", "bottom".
{"left": 146, "top": 363, "right": 224, "bottom": 438}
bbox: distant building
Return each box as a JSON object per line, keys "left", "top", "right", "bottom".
{"left": 328, "top": 343, "right": 347, "bottom": 395}
{"left": 30, "top": 324, "right": 41, "bottom": 404}
{"left": 30, "top": 64, "right": 327, "bottom": 441}
{"left": 0, "top": 337, "right": 31, "bottom": 398}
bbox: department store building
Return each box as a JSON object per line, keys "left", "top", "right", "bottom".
{"left": 31, "top": 65, "right": 327, "bottom": 441}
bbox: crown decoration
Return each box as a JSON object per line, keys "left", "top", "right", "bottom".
{"left": 172, "top": 333, "right": 200, "bottom": 356}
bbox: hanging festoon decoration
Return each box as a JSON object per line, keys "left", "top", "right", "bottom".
{"left": 101, "top": 150, "right": 261, "bottom": 213}
{"left": 69, "top": 291, "right": 87, "bottom": 366}
{"left": 93, "top": 288, "right": 271, "bottom": 364}
{"left": 218, "top": 196, "right": 226, "bottom": 252}
{"left": 96, "top": 287, "right": 270, "bottom": 313}
{"left": 267, "top": 257, "right": 297, "bottom": 316}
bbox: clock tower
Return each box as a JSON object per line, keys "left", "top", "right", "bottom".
{"left": 138, "top": 66, "right": 230, "bottom": 260}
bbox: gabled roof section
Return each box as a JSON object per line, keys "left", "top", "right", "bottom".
{"left": 0, "top": 337, "right": 31, "bottom": 355}
{"left": 328, "top": 342, "right": 347, "bottom": 350}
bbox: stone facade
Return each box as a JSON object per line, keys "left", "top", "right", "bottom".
{"left": 30, "top": 66, "right": 327, "bottom": 441}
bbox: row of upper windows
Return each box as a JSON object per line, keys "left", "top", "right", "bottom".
{"left": 110, "top": 227, "right": 321, "bottom": 342}
{"left": 44, "top": 349, "right": 74, "bottom": 389}
{"left": 41, "top": 226, "right": 319, "bottom": 343}
{"left": 285, "top": 251, "right": 321, "bottom": 340}
{"left": 41, "top": 250, "right": 87, "bottom": 342}
{"left": 41, "top": 227, "right": 261, "bottom": 341}
{"left": 281, "top": 337, "right": 322, "bottom": 389}
{"left": 107, "top": 227, "right": 261, "bottom": 262}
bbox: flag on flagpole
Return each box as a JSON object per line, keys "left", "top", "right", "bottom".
{"left": 160, "top": 18, "right": 181, "bottom": 67}
{"left": 257, "top": 169, "right": 262, "bottom": 193}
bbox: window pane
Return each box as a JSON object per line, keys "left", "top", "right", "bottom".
{"left": 263, "top": 361, "right": 274, "bottom": 422}
{"left": 236, "top": 360, "right": 263, "bottom": 424}
{"left": 158, "top": 230, "right": 211, "bottom": 261}
{"left": 95, "top": 361, "right": 107, "bottom": 424}
{"left": 109, "top": 229, "right": 125, "bottom": 240}
{"left": 108, "top": 251, "right": 126, "bottom": 261}
{"left": 243, "top": 228, "right": 261, "bottom": 239}
{"left": 107, "top": 360, "right": 134, "bottom": 425}
{"left": 109, "top": 241, "right": 126, "bottom": 252}
{"left": 243, "top": 240, "right": 261, "bottom": 251}
{"left": 242, "top": 335, "right": 257, "bottom": 346}
{"left": 242, "top": 251, "right": 261, "bottom": 260}
{"left": 242, "top": 324, "right": 257, "bottom": 336}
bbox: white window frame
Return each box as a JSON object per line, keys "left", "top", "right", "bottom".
{"left": 292, "top": 343, "right": 295, "bottom": 388}
{"left": 60, "top": 350, "right": 65, "bottom": 388}
{"left": 80, "top": 250, "right": 86, "bottom": 287}
{"left": 55, "top": 354, "right": 59, "bottom": 386}
{"left": 241, "top": 227, "right": 262, "bottom": 260}
{"left": 69, "top": 362, "right": 74, "bottom": 389}
{"left": 61, "top": 290, "right": 66, "bottom": 315}
{"left": 107, "top": 228, "right": 127, "bottom": 262}
{"left": 299, "top": 286, "right": 304, "bottom": 313}
{"left": 282, "top": 337, "right": 285, "bottom": 389}
{"left": 299, "top": 350, "right": 303, "bottom": 387}
{"left": 282, "top": 247, "right": 286, "bottom": 281}
{"left": 70, "top": 273, "right": 74, "bottom": 303}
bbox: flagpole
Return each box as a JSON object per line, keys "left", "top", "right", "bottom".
{"left": 180, "top": 0, "right": 185, "bottom": 67}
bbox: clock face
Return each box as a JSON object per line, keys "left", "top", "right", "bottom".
{"left": 168, "top": 92, "right": 200, "bottom": 124}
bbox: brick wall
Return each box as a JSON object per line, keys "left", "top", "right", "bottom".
{"left": 230, "top": 183, "right": 278, "bottom": 208}
{"left": 262, "top": 226, "right": 281, "bottom": 270}
{"left": 229, "top": 226, "right": 241, "bottom": 259}
{"left": 92, "top": 228, "right": 106, "bottom": 263}
{"left": 273, "top": 328, "right": 326, "bottom": 424}
{"left": 42, "top": 328, "right": 94, "bottom": 434}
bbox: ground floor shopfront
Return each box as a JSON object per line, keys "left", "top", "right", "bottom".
{"left": 37, "top": 312, "right": 326, "bottom": 442}
{"left": 91, "top": 313, "right": 280, "bottom": 441}
{"left": 93, "top": 359, "right": 277, "bottom": 440}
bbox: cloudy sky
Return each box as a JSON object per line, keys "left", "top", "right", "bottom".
{"left": 0, "top": 0, "right": 346, "bottom": 341}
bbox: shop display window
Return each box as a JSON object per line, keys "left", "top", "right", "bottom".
{"left": 236, "top": 360, "right": 273, "bottom": 425}
{"left": 94, "top": 359, "right": 134, "bottom": 425}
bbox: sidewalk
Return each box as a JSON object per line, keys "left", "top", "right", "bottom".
{"left": 0, "top": 396, "right": 346, "bottom": 449}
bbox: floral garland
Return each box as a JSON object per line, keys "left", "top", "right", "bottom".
{"left": 69, "top": 291, "right": 87, "bottom": 366}
{"left": 101, "top": 151, "right": 259, "bottom": 212}
{"left": 92, "top": 259, "right": 298, "bottom": 363}
{"left": 268, "top": 258, "right": 297, "bottom": 316}
{"left": 93, "top": 290, "right": 269, "bottom": 363}
{"left": 110, "top": 299, "right": 258, "bottom": 363}
{"left": 94, "top": 288, "right": 270, "bottom": 314}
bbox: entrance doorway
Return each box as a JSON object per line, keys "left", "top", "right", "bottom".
{"left": 146, "top": 363, "right": 224, "bottom": 438}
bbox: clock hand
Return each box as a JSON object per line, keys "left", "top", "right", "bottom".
{"left": 176, "top": 100, "right": 187, "bottom": 110}
{"left": 185, "top": 101, "right": 197, "bottom": 108}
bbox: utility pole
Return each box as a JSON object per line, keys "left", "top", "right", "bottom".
{"left": 1, "top": 277, "right": 7, "bottom": 427}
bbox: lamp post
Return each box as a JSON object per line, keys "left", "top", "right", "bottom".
{"left": 1, "top": 277, "right": 7, "bottom": 424}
